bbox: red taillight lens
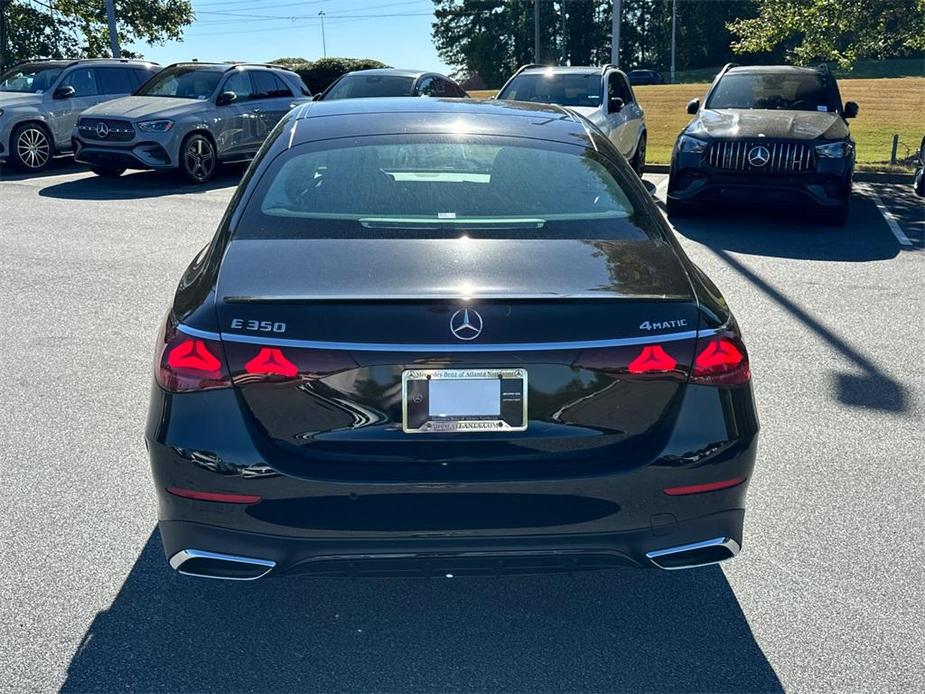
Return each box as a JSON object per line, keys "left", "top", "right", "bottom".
{"left": 627, "top": 345, "right": 678, "bottom": 374}
{"left": 245, "top": 347, "right": 298, "bottom": 378}
{"left": 154, "top": 317, "right": 231, "bottom": 392}
{"left": 692, "top": 336, "right": 751, "bottom": 385}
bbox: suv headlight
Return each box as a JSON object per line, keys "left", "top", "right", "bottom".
{"left": 815, "top": 141, "right": 852, "bottom": 158}
{"left": 677, "top": 135, "right": 708, "bottom": 154}
{"left": 137, "top": 119, "right": 174, "bottom": 133}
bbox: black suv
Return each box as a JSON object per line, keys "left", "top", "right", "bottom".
{"left": 668, "top": 64, "right": 858, "bottom": 225}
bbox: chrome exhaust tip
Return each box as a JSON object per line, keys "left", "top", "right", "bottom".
{"left": 169, "top": 549, "right": 275, "bottom": 581}
{"left": 646, "top": 536, "right": 740, "bottom": 570}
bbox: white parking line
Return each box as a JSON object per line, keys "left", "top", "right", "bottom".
{"left": 858, "top": 183, "right": 913, "bottom": 247}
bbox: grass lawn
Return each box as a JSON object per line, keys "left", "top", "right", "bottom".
{"left": 472, "top": 75, "right": 924, "bottom": 171}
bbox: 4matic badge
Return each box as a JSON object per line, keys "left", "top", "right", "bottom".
{"left": 639, "top": 319, "right": 688, "bottom": 331}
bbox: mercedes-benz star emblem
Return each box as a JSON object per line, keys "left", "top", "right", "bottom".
{"left": 95, "top": 122, "right": 110, "bottom": 139}
{"left": 748, "top": 145, "right": 770, "bottom": 167}
{"left": 449, "top": 308, "right": 483, "bottom": 341}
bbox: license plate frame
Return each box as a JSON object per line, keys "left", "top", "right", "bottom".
{"left": 401, "top": 368, "right": 528, "bottom": 434}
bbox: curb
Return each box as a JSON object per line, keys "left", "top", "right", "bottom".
{"left": 643, "top": 164, "right": 913, "bottom": 184}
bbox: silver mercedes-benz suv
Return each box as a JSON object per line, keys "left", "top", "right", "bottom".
{"left": 0, "top": 58, "right": 159, "bottom": 173}
{"left": 73, "top": 62, "right": 312, "bottom": 183}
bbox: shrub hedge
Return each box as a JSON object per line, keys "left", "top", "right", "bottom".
{"left": 270, "top": 57, "right": 390, "bottom": 94}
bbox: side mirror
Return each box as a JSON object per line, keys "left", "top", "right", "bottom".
{"left": 843, "top": 101, "right": 859, "bottom": 119}
{"left": 53, "top": 85, "right": 76, "bottom": 100}
{"left": 686, "top": 98, "right": 700, "bottom": 115}
{"left": 216, "top": 91, "right": 237, "bottom": 106}
{"left": 608, "top": 97, "right": 624, "bottom": 113}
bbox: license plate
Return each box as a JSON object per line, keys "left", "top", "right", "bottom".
{"left": 402, "top": 368, "right": 527, "bottom": 433}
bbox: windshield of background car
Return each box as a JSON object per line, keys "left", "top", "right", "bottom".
{"left": 135, "top": 66, "right": 222, "bottom": 99}
{"left": 706, "top": 72, "right": 839, "bottom": 112}
{"left": 498, "top": 73, "right": 601, "bottom": 108}
{"left": 235, "top": 135, "right": 660, "bottom": 241}
{"left": 0, "top": 64, "right": 62, "bottom": 93}
{"left": 324, "top": 75, "right": 416, "bottom": 99}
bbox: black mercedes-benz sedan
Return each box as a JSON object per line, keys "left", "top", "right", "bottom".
{"left": 146, "top": 98, "right": 759, "bottom": 580}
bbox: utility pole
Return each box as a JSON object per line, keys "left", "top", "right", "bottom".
{"left": 611, "top": 0, "right": 621, "bottom": 67}
{"left": 104, "top": 0, "right": 121, "bottom": 58}
{"left": 0, "top": 0, "right": 9, "bottom": 70}
{"left": 533, "top": 0, "right": 540, "bottom": 63}
{"left": 670, "top": 0, "right": 676, "bottom": 83}
{"left": 319, "top": 11, "right": 326, "bottom": 58}
{"left": 560, "top": 0, "right": 567, "bottom": 64}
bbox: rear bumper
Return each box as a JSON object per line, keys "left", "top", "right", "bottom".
{"left": 159, "top": 509, "right": 745, "bottom": 578}
{"left": 146, "top": 379, "right": 759, "bottom": 578}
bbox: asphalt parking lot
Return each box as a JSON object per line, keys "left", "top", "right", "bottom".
{"left": 1, "top": 162, "right": 922, "bottom": 692}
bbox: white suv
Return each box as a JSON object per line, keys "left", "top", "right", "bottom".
{"left": 496, "top": 64, "right": 647, "bottom": 175}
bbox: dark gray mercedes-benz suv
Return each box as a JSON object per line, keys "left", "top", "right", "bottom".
{"left": 668, "top": 64, "right": 858, "bottom": 225}
{"left": 73, "top": 62, "right": 311, "bottom": 183}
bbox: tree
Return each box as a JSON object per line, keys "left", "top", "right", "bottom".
{"left": 1, "top": 0, "right": 194, "bottom": 67}
{"left": 432, "top": 0, "right": 562, "bottom": 86}
{"left": 430, "top": 0, "right": 763, "bottom": 85}
{"left": 729, "top": 0, "right": 925, "bottom": 67}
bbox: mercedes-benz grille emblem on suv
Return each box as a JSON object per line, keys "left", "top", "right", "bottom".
{"left": 748, "top": 145, "right": 770, "bottom": 167}
{"left": 449, "top": 308, "right": 483, "bottom": 340}
{"left": 95, "top": 122, "right": 110, "bottom": 139}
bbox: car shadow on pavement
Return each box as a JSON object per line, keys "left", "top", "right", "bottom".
{"left": 61, "top": 530, "right": 782, "bottom": 693}
{"left": 667, "top": 191, "right": 904, "bottom": 261}
{"left": 36, "top": 165, "right": 245, "bottom": 200}
{"left": 666, "top": 198, "right": 911, "bottom": 412}
{"left": 0, "top": 158, "right": 85, "bottom": 181}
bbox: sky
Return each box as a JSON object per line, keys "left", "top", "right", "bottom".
{"left": 131, "top": 0, "right": 451, "bottom": 73}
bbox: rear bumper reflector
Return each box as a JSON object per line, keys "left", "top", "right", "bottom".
{"left": 167, "top": 486, "right": 262, "bottom": 504}
{"left": 662, "top": 477, "right": 746, "bottom": 496}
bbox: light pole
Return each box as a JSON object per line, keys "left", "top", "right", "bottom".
{"left": 319, "top": 11, "right": 326, "bottom": 58}
{"left": 533, "top": 0, "right": 540, "bottom": 63}
{"left": 611, "top": 0, "right": 621, "bottom": 67}
{"left": 670, "top": 0, "right": 676, "bottom": 83}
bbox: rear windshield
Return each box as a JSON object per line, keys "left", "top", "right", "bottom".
{"left": 324, "top": 74, "right": 416, "bottom": 100}
{"left": 235, "top": 135, "right": 660, "bottom": 241}
{"left": 136, "top": 66, "right": 222, "bottom": 100}
{"left": 498, "top": 73, "right": 601, "bottom": 108}
{"left": 707, "top": 72, "right": 839, "bottom": 112}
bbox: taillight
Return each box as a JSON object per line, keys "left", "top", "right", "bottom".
{"left": 245, "top": 347, "right": 298, "bottom": 377}
{"left": 154, "top": 316, "right": 231, "bottom": 392}
{"left": 627, "top": 345, "right": 678, "bottom": 374}
{"left": 692, "top": 335, "right": 750, "bottom": 385}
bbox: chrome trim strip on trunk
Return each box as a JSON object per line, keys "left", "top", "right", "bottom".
{"left": 169, "top": 549, "right": 276, "bottom": 581}
{"left": 176, "top": 323, "right": 723, "bottom": 352}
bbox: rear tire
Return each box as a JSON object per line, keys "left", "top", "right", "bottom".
{"left": 177, "top": 133, "right": 217, "bottom": 184}
{"left": 10, "top": 123, "right": 53, "bottom": 173}
{"left": 90, "top": 166, "right": 125, "bottom": 178}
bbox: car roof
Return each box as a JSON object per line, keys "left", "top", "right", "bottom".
{"left": 14, "top": 58, "right": 157, "bottom": 68}
{"left": 344, "top": 68, "right": 432, "bottom": 78}
{"left": 519, "top": 66, "right": 608, "bottom": 76}
{"left": 286, "top": 97, "right": 597, "bottom": 150}
{"left": 165, "top": 62, "right": 292, "bottom": 72}
{"left": 726, "top": 65, "right": 826, "bottom": 76}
